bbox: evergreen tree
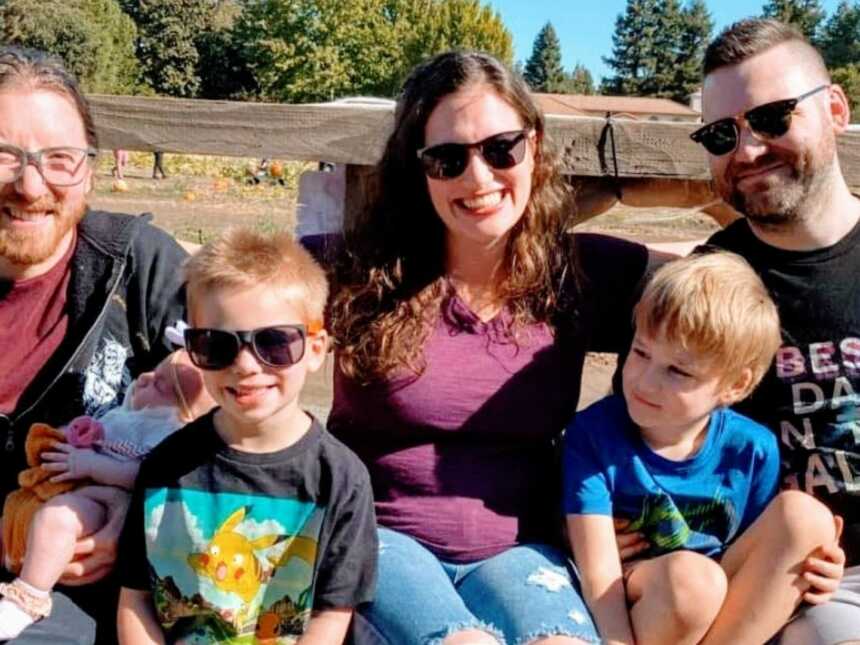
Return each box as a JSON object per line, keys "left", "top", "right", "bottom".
{"left": 523, "top": 22, "right": 565, "bottom": 92}
{"left": 819, "top": 1, "right": 860, "bottom": 68}
{"left": 603, "top": 0, "right": 709, "bottom": 100}
{"left": 602, "top": 0, "right": 661, "bottom": 95}
{"left": 761, "top": 0, "right": 825, "bottom": 41}
{"left": 0, "top": 0, "right": 140, "bottom": 94}
{"left": 672, "top": 0, "right": 712, "bottom": 102}
{"left": 561, "top": 63, "right": 595, "bottom": 94}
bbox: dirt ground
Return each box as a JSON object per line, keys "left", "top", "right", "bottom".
{"left": 91, "top": 165, "right": 719, "bottom": 420}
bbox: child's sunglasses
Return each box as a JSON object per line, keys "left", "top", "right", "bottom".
{"left": 416, "top": 129, "right": 531, "bottom": 180}
{"left": 184, "top": 325, "right": 311, "bottom": 371}
{"left": 690, "top": 84, "right": 829, "bottom": 156}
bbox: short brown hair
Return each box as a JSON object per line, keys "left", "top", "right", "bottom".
{"left": 0, "top": 46, "right": 97, "bottom": 148}
{"left": 704, "top": 18, "right": 828, "bottom": 80}
{"left": 634, "top": 251, "right": 781, "bottom": 400}
{"left": 184, "top": 228, "right": 328, "bottom": 327}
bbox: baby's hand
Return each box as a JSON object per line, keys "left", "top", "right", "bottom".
{"left": 41, "top": 443, "right": 100, "bottom": 482}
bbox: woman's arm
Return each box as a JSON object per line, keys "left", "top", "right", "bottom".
{"left": 117, "top": 587, "right": 165, "bottom": 645}
{"left": 297, "top": 607, "right": 353, "bottom": 644}
{"left": 567, "top": 514, "right": 636, "bottom": 645}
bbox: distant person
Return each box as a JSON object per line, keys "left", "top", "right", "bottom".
{"left": 117, "top": 229, "right": 377, "bottom": 644}
{"left": 151, "top": 151, "right": 166, "bottom": 180}
{"left": 110, "top": 149, "right": 128, "bottom": 180}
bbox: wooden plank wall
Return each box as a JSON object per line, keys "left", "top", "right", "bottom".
{"left": 89, "top": 94, "right": 860, "bottom": 183}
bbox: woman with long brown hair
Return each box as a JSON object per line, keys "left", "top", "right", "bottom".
{"left": 328, "top": 51, "right": 649, "bottom": 645}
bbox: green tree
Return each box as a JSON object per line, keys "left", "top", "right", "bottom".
{"left": 603, "top": 0, "right": 709, "bottom": 101}
{"left": 393, "top": 0, "right": 513, "bottom": 84}
{"left": 236, "top": 0, "right": 512, "bottom": 103}
{"left": 671, "top": 0, "right": 712, "bottom": 102}
{"left": 120, "top": 0, "right": 211, "bottom": 97}
{"left": 523, "top": 22, "right": 565, "bottom": 92}
{"left": 0, "top": 0, "right": 140, "bottom": 94}
{"left": 561, "top": 63, "right": 595, "bottom": 94}
{"left": 831, "top": 64, "right": 860, "bottom": 118}
{"left": 819, "top": 1, "right": 860, "bottom": 68}
{"left": 195, "top": 0, "right": 257, "bottom": 99}
{"left": 603, "top": 0, "right": 662, "bottom": 95}
{"left": 761, "top": 0, "right": 825, "bottom": 41}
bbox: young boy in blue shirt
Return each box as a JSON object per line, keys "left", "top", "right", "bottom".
{"left": 564, "top": 251, "right": 841, "bottom": 645}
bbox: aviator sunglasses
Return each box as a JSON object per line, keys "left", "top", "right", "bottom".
{"left": 690, "top": 84, "right": 830, "bottom": 156}
{"left": 416, "top": 129, "right": 531, "bottom": 180}
{"left": 184, "top": 324, "right": 317, "bottom": 371}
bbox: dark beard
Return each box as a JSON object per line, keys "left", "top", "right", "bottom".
{"left": 723, "top": 148, "right": 832, "bottom": 228}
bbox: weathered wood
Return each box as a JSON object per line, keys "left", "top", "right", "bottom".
{"left": 88, "top": 94, "right": 860, "bottom": 183}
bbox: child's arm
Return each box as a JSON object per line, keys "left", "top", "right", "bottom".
{"left": 296, "top": 608, "right": 353, "bottom": 644}
{"left": 567, "top": 514, "right": 636, "bottom": 645}
{"left": 117, "top": 587, "right": 165, "bottom": 645}
{"left": 42, "top": 444, "right": 140, "bottom": 489}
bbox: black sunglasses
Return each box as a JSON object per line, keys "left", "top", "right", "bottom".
{"left": 184, "top": 325, "right": 310, "bottom": 371}
{"left": 690, "top": 84, "right": 829, "bottom": 156}
{"left": 416, "top": 129, "right": 531, "bottom": 180}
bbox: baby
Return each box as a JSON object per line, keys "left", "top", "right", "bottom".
{"left": 0, "top": 350, "right": 216, "bottom": 639}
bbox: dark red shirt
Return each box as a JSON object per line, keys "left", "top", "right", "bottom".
{"left": 0, "top": 237, "right": 75, "bottom": 414}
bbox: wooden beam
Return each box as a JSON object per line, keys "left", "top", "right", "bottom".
{"left": 88, "top": 94, "right": 860, "bottom": 182}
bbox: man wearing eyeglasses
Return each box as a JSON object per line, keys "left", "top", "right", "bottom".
{"left": 681, "top": 18, "right": 860, "bottom": 645}
{"left": 0, "top": 47, "right": 186, "bottom": 644}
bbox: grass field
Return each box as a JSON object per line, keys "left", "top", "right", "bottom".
{"left": 89, "top": 151, "right": 720, "bottom": 415}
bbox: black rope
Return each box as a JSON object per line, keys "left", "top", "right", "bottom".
{"left": 597, "top": 111, "right": 622, "bottom": 199}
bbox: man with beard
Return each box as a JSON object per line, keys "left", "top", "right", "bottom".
{"left": 681, "top": 19, "right": 860, "bottom": 644}
{"left": 0, "top": 48, "right": 186, "bottom": 644}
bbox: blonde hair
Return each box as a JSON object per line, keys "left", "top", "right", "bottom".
{"left": 184, "top": 228, "right": 328, "bottom": 327}
{"left": 634, "top": 251, "right": 781, "bottom": 399}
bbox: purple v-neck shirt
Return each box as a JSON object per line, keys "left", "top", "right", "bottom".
{"left": 329, "top": 234, "right": 648, "bottom": 562}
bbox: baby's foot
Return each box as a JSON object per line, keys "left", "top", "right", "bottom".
{"left": 0, "top": 597, "right": 35, "bottom": 639}
{"left": 0, "top": 579, "right": 51, "bottom": 639}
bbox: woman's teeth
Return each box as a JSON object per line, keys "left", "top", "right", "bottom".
{"left": 461, "top": 191, "right": 503, "bottom": 210}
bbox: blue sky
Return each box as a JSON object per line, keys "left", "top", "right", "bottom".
{"left": 487, "top": 0, "right": 845, "bottom": 84}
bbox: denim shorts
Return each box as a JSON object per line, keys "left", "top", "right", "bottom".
{"left": 352, "top": 527, "right": 600, "bottom": 645}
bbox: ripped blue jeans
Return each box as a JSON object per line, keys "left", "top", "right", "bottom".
{"left": 352, "top": 527, "right": 600, "bottom": 645}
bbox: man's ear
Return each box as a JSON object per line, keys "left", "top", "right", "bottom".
{"left": 306, "top": 329, "right": 329, "bottom": 372}
{"left": 828, "top": 84, "right": 851, "bottom": 133}
{"left": 719, "top": 367, "right": 754, "bottom": 406}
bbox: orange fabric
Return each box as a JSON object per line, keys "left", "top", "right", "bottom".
{"left": 2, "top": 424, "right": 77, "bottom": 573}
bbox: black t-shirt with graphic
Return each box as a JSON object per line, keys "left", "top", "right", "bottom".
{"left": 119, "top": 411, "right": 377, "bottom": 643}
{"left": 709, "top": 218, "right": 860, "bottom": 565}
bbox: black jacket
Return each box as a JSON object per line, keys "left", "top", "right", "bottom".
{"left": 0, "top": 210, "right": 187, "bottom": 504}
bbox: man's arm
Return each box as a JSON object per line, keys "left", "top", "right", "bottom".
{"left": 59, "top": 485, "right": 131, "bottom": 585}
{"left": 117, "top": 587, "right": 165, "bottom": 645}
{"left": 297, "top": 608, "right": 353, "bottom": 644}
{"left": 567, "top": 514, "right": 636, "bottom": 645}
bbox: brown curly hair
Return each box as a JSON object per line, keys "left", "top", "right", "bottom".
{"left": 331, "top": 51, "right": 575, "bottom": 383}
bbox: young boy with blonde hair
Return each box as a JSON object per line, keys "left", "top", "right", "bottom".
{"left": 117, "top": 228, "right": 377, "bottom": 644}
{"left": 564, "top": 251, "right": 841, "bottom": 645}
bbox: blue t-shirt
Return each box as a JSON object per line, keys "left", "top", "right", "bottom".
{"left": 562, "top": 395, "right": 780, "bottom": 558}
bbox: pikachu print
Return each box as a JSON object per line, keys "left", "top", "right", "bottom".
{"left": 144, "top": 488, "right": 323, "bottom": 642}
